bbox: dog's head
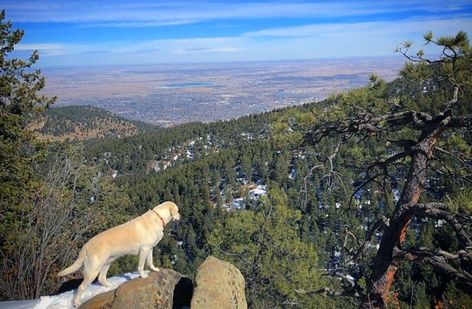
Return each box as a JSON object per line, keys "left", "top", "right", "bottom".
{"left": 155, "top": 201, "right": 180, "bottom": 222}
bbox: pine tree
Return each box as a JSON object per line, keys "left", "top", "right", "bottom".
{"left": 208, "top": 185, "right": 331, "bottom": 308}
{"left": 0, "top": 9, "right": 55, "bottom": 256}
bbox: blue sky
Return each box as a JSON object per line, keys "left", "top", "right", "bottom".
{"left": 5, "top": 0, "right": 472, "bottom": 67}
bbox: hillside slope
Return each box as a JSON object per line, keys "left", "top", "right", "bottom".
{"left": 29, "top": 105, "right": 156, "bottom": 142}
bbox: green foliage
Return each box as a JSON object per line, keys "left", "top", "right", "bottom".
{"left": 34, "top": 105, "right": 155, "bottom": 140}
{"left": 1, "top": 145, "right": 132, "bottom": 299}
{"left": 444, "top": 282, "right": 472, "bottom": 308}
{"left": 208, "top": 186, "right": 332, "bottom": 308}
{"left": 1, "top": 20, "right": 470, "bottom": 308}
{"left": 59, "top": 31, "right": 470, "bottom": 306}
{"left": 0, "top": 10, "right": 55, "bottom": 246}
{"left": 0, "top": 13, "right": 136, "bottom": 299}
{"left": 448, "top": 188, "right": 472, "bottom": 214}
{"left": 268, "top": 30, "right": 472, "bottom": 307}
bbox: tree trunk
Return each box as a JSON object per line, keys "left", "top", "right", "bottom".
{"left": 361, "top": 124, "right": 446, "bottom": 308}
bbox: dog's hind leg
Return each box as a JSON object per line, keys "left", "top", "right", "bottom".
{"left": 74, "top": 267, "right": 100, "bottom": 307}
{"left": 146, "top": 249, "right": 160, "bottom": 272}
{"left": 98, "top": 263, "right": 113, "bottom": 287}
{"left": 138, "top": 247, "right": 151, "bottom": 278}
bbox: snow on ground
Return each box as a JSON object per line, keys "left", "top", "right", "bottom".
{"left": 392, "top": 188, "right": 401, "bottom": 202}
{"left": 0, "top": 272, "right": 141, "bottom": 309}
{"left": 231, "top": 198, "right": 245, "bottom": 210}
{"left": 248, "top": 185, "right": 267, "bottom": 200}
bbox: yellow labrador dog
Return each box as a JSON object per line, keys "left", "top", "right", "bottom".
{"left": 58, "top": 201, "right": 180, "bottom": 307}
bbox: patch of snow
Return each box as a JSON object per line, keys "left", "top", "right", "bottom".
{"left": 392, "top": 189, "right": 401, "bottom": 202}
{"left": 232, "top": 198, "right": 245, "bottom": 210}
{"left": 161, "top": 161, "right": 171, "bottom": 170}
{"left": 288, "top": 168, "right": 296, "bottom": 180}
{"left": 111, "top": 170, "right": 118, "bottom": 178}
{"left": 186, "top": 150, "right": 194, "bottom": 159}
{"left": 335, "top": 202, "right": 341, "bottom": 209}
{"left": 249, "top": 185, "right": 267, "bottom": 200}
{"left": 435, "top": 219, "right": 445, "bottom": 228}
{"left": 241, "top": 132, "right": 254, "bottom": 140}
{"left": 0, "top": 272, "right": 141, "bottom": 309}
{"left": 0, "top": 299, "right": 40, "bottom": 309}
{"left": 171, "top": 254, "right": 178, "bottom": 265}
{"left": 237, "top": 177, "right": 248, "bottom": 185}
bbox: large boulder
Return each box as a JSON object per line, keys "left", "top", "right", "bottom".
{"left": 79, "top": 269, "right": 192, "bottom": 309}
{"left": 79, "top": 256, "right": 246, "bottom": 309}
{"left": 191, "top": 256, "right": 247, "bottom": 309}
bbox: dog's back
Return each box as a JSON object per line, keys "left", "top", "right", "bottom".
{"left": 57, "top": 201, "right": 179, "bottom": 307}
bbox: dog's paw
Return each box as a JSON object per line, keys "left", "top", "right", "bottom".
{"left": 140, "top": 273, "right": 149, "bottom": 279}
{"left": 101, "top": 280, "right": 113, "bottom": 287}
{"left": 151, "top": 267, "right": 160, "bottom": 272}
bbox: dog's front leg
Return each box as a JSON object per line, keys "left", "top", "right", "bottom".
{"left": 138, "top": 247, "right": 151, "bottom": 278}
{"left": 147, "top": 249, "right": 160, "bottom": 272}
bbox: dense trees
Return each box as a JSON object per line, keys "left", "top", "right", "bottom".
{"left": 32, "top": 105, "right": 154, "bottom": 141}
{"left": 296, "top": 32, "right": 472, "bottom": 308}
{"left": 0, "top": 12, "right": 131, "bottom": 299}
{"left": 0, "top": 10, "right": 55, "bottom": 249}
{"left": 76, "top": 32, "right": 471, "bottom": 306}
{"left": 1, "top": 12, "right": 470, "bottom": 308}
{"left": 1, "top": 146, "right": 131, "bottom": 299}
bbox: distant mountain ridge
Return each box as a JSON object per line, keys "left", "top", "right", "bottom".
{"left": 29, "top": 105, "right": 156, "bottom": 142}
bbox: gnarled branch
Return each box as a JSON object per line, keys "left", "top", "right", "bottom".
{"left": 408, "top": 202, "right": 472, "bottom": 248}
{"left": 393, "top": 246, "right": 472, "bottom": 291}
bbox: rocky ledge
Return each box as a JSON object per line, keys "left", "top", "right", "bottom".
{"left": 79, "top": 256, "right": 246, "bottom": 309}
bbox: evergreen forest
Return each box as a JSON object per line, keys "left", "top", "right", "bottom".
{"left": 1, "top": 11, "right": 471, "bottom": 308}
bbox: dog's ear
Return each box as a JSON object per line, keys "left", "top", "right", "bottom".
{"left": 169, "top": 205, "right": 176, "bottom": 217}
{"left": 169, "top": 203, "right": 180, "bottom": 220}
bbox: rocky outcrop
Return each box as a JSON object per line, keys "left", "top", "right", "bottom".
{"left": 79, "top": 256, "right": 246, "bottom": 309}
{"left": 191, "top": 256, "right": 247, "bottom": 309}
{"left": 79, "top": 269, "right": 191, "bottom": 309}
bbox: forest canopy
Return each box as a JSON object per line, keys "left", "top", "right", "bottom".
{"left": 1, "top": 10, "right": 471, "bottom": 308}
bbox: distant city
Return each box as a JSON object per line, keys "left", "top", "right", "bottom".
{"left": 43, "top": 57, "right": 404, "bottom": 126}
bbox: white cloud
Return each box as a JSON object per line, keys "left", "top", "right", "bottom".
{"left": 244, "top": 17, "right": 472, "bottom": 38}
{"left": 5, "top": 0, "right": 472, "bottom": 26}
{"left": 8, "top": 0, "right": 472, "bottom": 65}
{"left": 172, "top": 47, "right": 244, "bottom": 54}
{"left": 12, "top": 8, "right": 472, "bottom": 66}
{"left": 16, "top": 43, "right": 74, "bottom": 56}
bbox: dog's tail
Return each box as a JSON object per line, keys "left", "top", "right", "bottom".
{"left": 58, "top": 248, "right": 86, "bottom": 277}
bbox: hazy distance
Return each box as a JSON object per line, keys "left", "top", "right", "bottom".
{"left": 43, "top": 57, "right": 403, "bottom": 126}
